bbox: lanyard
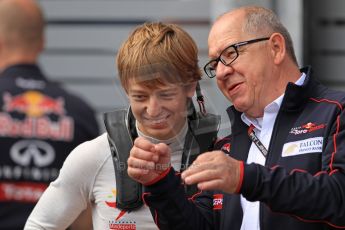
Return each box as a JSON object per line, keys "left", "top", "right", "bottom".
{"left": 247, "top": 124, "right": 268, "bottom": 158}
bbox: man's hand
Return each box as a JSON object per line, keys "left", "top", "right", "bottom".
{"left": 181, "top": 151, "right": 243, "bottom": 194}
{"left": 127, "top": 137, "right": 171, "bottom": 185}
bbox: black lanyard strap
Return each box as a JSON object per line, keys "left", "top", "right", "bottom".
{"left": 247, "top": 124, "right": 268, "bottom": 158}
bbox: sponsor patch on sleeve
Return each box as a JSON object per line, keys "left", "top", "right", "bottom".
{"left": 282, "top": 137, "right": 323, "bottom": 157}
{"left": 213, "top": 194, "right": 223, "bottom": 210}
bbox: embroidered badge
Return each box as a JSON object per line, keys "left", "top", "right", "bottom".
{"left": 290, "top": 122, "right": 326, "bottom": 135}
{"left": 213, "top": 194, "right": 223, "bottom": 210}
{"left": 282, "top": 137, "right": 323, "bottom": 157}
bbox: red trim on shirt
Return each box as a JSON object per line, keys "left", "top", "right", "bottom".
{"left": 309, "top": 98, "right": 343, "bottom": 110}
{"left": 154, "top": 210, "right": 161, "bottom": 230}
{"left": 329, "top": 115, "right": 340, "bottom": 171}
{"left": 235, "top": 161, "right": 244, "bottom": 193}
{"left": 141, "top": 192, "right": 151, "bottom": 206}
{"left": 214, "top": 137, "right": 231, "bottom": 146}
{"left": 143, "top": 166, "right": 172, "bottom": 186}
{"left": 309, "top": 97, "right": 343, "bottom": 172}
{"left": 188, "top": 190, "right": 203, "bottom": 201}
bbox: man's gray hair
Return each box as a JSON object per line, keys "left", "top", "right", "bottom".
{"left": 242, "top": 6, "right": 298, "bottom": 65}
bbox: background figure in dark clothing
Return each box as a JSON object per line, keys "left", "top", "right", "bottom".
{"left": 0, "top": 0, "right": 99, "bottom": 229}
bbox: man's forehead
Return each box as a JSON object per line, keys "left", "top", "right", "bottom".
{"left": 208, "top": 29, "right": 243, "bottom": 57}
{"left": 208, "top": 12, "right": 245, "bottom": 56}
{"left": 209, "top": 11, "right": 245, "bottom": 40}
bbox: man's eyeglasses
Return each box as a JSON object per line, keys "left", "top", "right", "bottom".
{"left": 203, "top": 37, "right": 270, "bottom": 78}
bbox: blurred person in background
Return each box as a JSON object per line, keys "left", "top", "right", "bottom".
{"left": 0, "top": 0, "right": 99, "bottom": 229}
{"left": 127, "top": 6, "right": 345, "bottom": 230}
{"left": 25, "top": 22, "right": 220, "bottom": 230}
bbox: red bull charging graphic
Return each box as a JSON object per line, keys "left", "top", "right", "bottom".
{"left": 0, "top": 90, "right": 74, "bottom": 141}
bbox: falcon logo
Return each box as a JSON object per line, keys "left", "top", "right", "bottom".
{"left": 282, "top": 137, "right": 323, "bottom": 157}
{"left": 283, "top": 144, "right": 298, "bottom": 156}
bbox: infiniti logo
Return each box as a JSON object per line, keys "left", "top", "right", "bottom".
{"left": 10, "top": 140, "right": 55, "bottom": 167}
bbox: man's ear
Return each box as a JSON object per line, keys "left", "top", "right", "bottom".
{"left": 186, "top": 81, "right": 198, "bottom": 98}
{"left": 38, "top": 36, "right": 45, "bottom": 53}
{"left": 269, "top": 33, "right": 286, "bottom": 65}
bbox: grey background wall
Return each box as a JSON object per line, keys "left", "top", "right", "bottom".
{"left": 304, "top": 0, "right": 345, "bottom": 92}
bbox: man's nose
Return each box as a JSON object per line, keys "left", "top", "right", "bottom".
{"left": 146, "top": 97, "right": 162, "bottom": 117}
{"left": 216, "top": 62, "right": 234, "bottom": 81}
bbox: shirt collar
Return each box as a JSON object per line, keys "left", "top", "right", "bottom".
{"left": 241, "top": 72, "right": 306, "bottom": 129}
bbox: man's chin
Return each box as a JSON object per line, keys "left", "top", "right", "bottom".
{"left": 232, "top": 103, "right": 246, "bottom": 112}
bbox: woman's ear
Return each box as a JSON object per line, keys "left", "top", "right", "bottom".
{"left": 185, "top": 81, "right": 198, "bottom": 97}
{"left": 269, "top": 33, "right": 286, "bottom": 65}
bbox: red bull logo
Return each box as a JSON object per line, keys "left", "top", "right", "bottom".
{"left": 3, "top": 91, "right": 65, "bottom": 117}
{"left": 0, "top": 91, "right": 74, "bottom": 141}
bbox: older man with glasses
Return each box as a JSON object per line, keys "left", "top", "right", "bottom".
{"left": 127, "top": 5, "right": 345, "bottom": 230}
